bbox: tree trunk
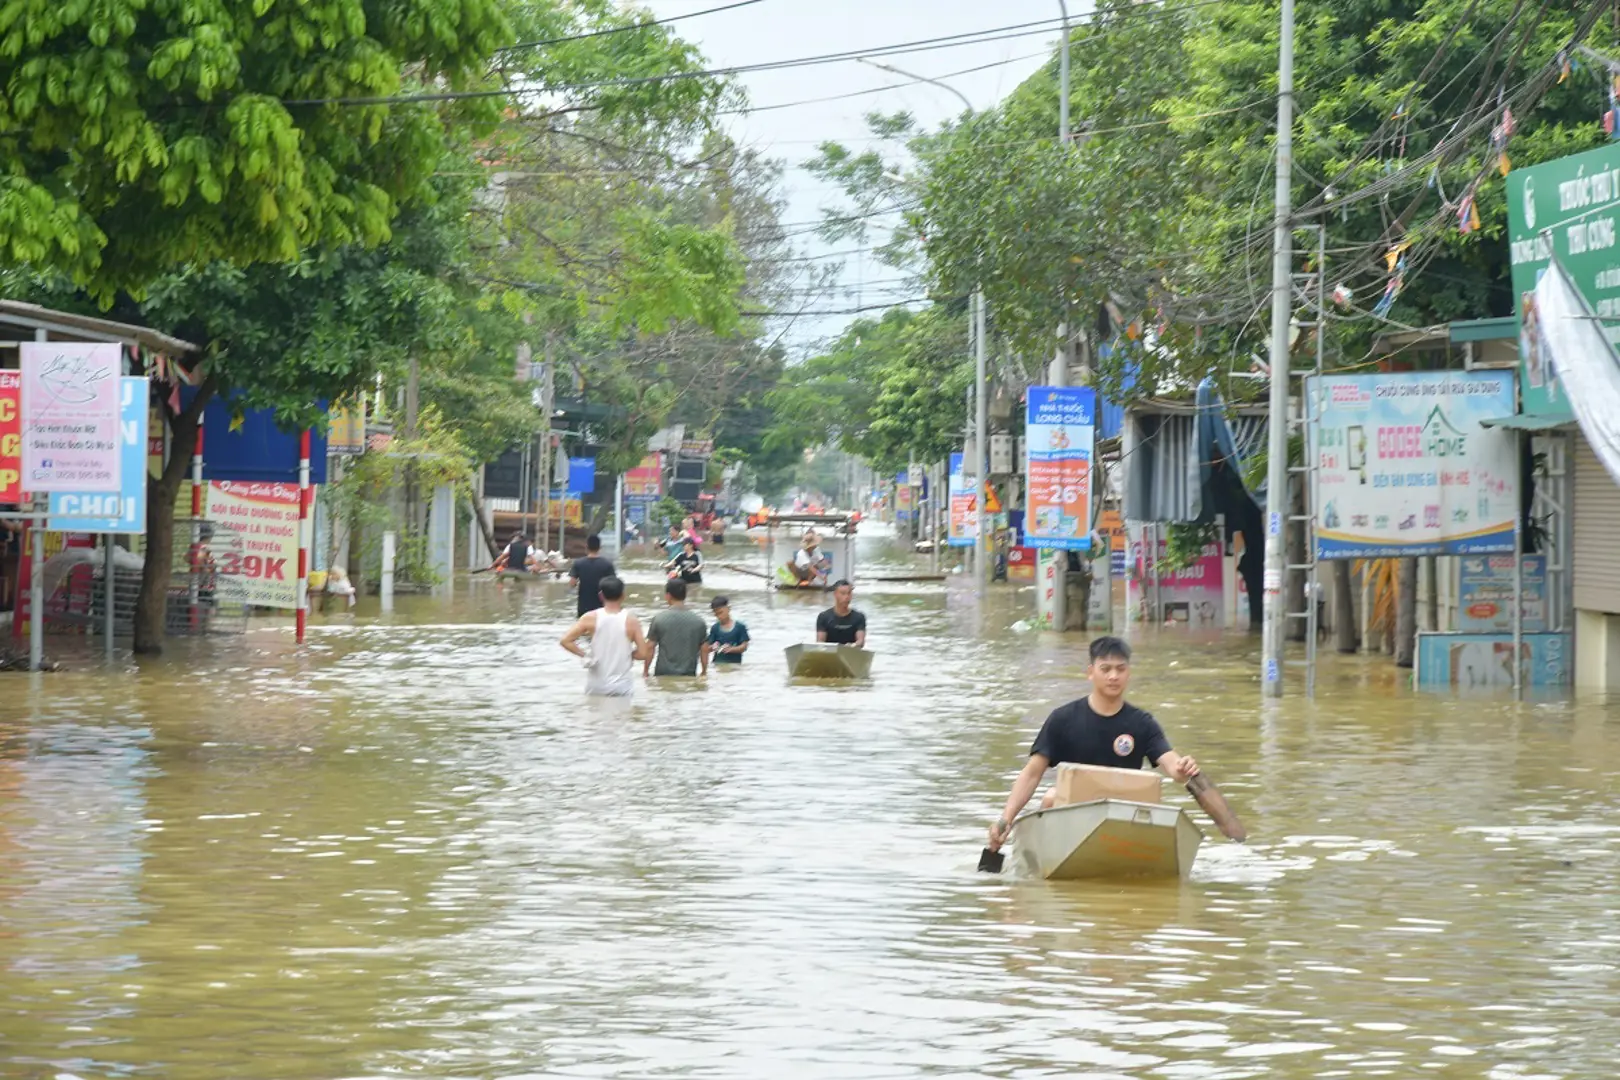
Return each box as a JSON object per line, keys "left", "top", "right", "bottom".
{"left": 1394, "top": 556, "right": 1418, "bottom": 668}
{"left": 1333, "top": 559, "right": 1358, "bottom": 653}
{"left": 468, "top": 483, "right": 500, "bottom": 561}
{"left": 133, "top": 380, "right": 215, "bottom": 655}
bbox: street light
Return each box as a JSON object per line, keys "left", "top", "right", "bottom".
{"left": 860, "top": 58, "right": 988, "bottom": 598}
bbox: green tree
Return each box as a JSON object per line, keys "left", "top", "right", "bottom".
{"left": 0, "top": 0, "right": 511, "bottom": 300}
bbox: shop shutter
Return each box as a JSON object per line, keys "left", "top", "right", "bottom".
{"left": 1573, "top": 435, "right": 1620, "bottom": 614}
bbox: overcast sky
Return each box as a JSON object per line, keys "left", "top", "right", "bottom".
{"left": 638, "top": 0, "right": 1086, "bottom": 352}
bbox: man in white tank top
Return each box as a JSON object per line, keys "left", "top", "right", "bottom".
{"left": 559, "top": 576, "right": 649, "bottom": 696}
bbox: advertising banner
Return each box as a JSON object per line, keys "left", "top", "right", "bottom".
{"left": 1024, "top": 386, "right": 1096, "bottom": 550}
{"left": 543, "top": 493, "right": 584, "bottom": 529}
{"left": 0, "top": 370, "right": 19, "bottom": 503}
{"left": 1457, "top": 554, "right": 1547, "bottom": 633}
{"left": 147, "top": 401, "right": 165, "bottom": 479}
{"left": 48, "top": 378, "right": 149, "bottom": 533}
{"left": 1127, "top": 530, "right": 1226, "bottom": 627}
{"left": 624, "top": 454, "right": 663, "bottom": 497}
{"left": 1308, "top": 371, "right": 1518, "bottom": 558}
{"left": 206, "top": 480, "right": 302, "bottom": 609}
{"left": 1416, "top": 631, "right": 1571, "bottom": 689}
{"left": 947, "top": 451, "right": 977, "bottom": 547}
{"left": 625, "top": 493, "right": 658, "bottom": 525}
{"left": 327, "top": 398, "right": 366, "bottom": 455}
{"left": 20, "top": 341, "right": 122, "bottom": 492}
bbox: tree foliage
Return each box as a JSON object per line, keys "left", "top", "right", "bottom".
{"left": 0, "top": 0, "right": 511, "bottom": 300}
{"left": 810, "top": 0, "right": 1619, "bottom": 402}
{"left": 764, "top": 306, "right": 971, "bottom": 474}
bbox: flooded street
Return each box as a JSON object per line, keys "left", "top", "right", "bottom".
{"left": 3, "top": 529, "right": 1618, "bottom": 1079}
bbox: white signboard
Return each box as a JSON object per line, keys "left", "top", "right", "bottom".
{"left": 47, "top": 377, "right": 148, "bottom": 533}
{"left": 20, "top": 341, "right": 122, "bottom": 492}
{"left": 1308, "top": 371, "right": 1518, "bottom": 558}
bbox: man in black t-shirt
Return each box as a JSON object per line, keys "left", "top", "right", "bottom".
{"left": 568, "top": 534, "right": 617, "bottom": 617}
{"left": 986, "top": 635, "right": 1200, "bottom": 853}
{"left": 815, "top": 580, "right": 867, "bottom": 646}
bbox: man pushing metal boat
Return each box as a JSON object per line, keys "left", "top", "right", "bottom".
{"left": 982, "top": 636, "right": 1244, "bottom": 879}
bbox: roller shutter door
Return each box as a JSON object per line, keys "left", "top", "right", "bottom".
{"left": 1573, "top": 435, "right": 1620, "bottom": 615}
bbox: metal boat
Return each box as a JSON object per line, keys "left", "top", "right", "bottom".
{"left": 784, "top": 642, "right": 874, "bottom": 679}
{"left": 1009, "top": 799, "right": 1203, "bottom": 880}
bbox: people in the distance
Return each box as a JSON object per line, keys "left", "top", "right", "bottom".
{"left": 709, "top": 515, "right": 727, "bottom": 546}
{"left": 664, "top": 538, "right": 704, "bottom": 584}
{"left": 645, "top": 578, "right": 709, "bottom": 677}
{"left": 559, "top": 576, "right": 650, "bottom": 697}
{"left": 495, "top": 531, "right": 535, "bottom": 573}
{"left": 568, "top": 534, "right": 616, "bottom": 617}
{"left": 656, "top": 524, "right": 684, "bottom": 552}
{"left": 787, "top": 530, "right": 831, "bottom": 586}
{"left": 984, "top": 635, "right": 1200, "bottom": 853}
{"left": 815, "top": 580, "right": 866, "bottom": 647}
{"left": 706, "top": 594, "right": 750, "bottom": 665}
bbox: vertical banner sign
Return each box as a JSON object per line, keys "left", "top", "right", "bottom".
{"left": 48, "top": 377, "right": 148, "bottom": 532}
{"left": 206, "top": 481, "right": 302, "bottom": 609}
{"left": 1308, "top": 371, "right": 1518, "bottom": 558}
{"left": 19, "top": 342, "right": 123, "bottom": 492}
{"left": 947, "top": 451, "right": 977, "bottom": 547}
{"left": 1024, "top": 386, "right": 1096, "bottom": 549}
{"left": 0, "top": 371, "right": 19, "bottom": 502}
{"left": 1505, "top": 143, "right": 1620, "bottom": 419}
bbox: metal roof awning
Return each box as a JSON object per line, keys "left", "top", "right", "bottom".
{"left": 0, "top": 299, "right": 198, "bottom": 355}
{"left": 1480, "top": 413, "right": 1576, "bottom": 431}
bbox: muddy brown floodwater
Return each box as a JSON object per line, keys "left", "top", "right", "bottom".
{"left": 2, "top": 526, "right": 1617, "bottom": 1078}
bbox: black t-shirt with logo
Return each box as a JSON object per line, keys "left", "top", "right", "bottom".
{"left": 570, "top": 555, "right": 616, "bottom": 615}
{"left": 1029, "top": 698, "right": 1171, "bottom": 770}
{"left": 816, "top": 606, "right": 867, "bottom": 644}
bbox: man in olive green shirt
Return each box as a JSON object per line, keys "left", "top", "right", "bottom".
{"left": 645, "top": 578, "right": 709, "bottom": 676}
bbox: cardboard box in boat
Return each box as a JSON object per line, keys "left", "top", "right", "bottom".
{"left": 1053, "top": 763, "right": 1161, "bottom": 806}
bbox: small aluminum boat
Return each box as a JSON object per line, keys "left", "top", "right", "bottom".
{"left": 784, "top": 642, "right": 874, "bottom": 679}
{"left": 1009, "top": 799, "right": 1203, "bottom": 880}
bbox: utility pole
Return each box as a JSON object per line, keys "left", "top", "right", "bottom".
{"left": 1049, "top": 0, "right": 1073, "bottom": 632}
{"left": 538, "top": 335, "right": 555, "bottom": 551}
{"left": 1262, "top": 0, "right": 1297, "bottom": 698}
{"left": 974, "top": 287, "right": 989, "bottom": 598}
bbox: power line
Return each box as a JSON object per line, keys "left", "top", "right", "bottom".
{"left": 283, "top": 17, "right": 1081, "bottom": 107}
{"left": 495, "top": 0, "right": 767, "bottom": 54}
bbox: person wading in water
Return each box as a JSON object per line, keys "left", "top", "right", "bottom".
{"left": 814, "top": 580, "right": 867, "bottom": 647}
{"left": 559, "top": 576, "right": 649, "bottom": 697}
{"left": 984, "top": 635, "right": 1199, "bottom": 854}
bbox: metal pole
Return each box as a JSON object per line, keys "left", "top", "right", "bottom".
{"left": 1513, "top": 430, "right": 1524, "bottom": 699}
{"left": 613, "top": 474, "right": 624, "bottom": 558}
{"left": 974, "top": 288, "right": 989, "bottom": 598}
{"left": 1261, "top": 0, "right": 1297, "bottom": 699}
{"left": 28, "top": 510, "right": 43, "bottom": 671}
{"left": 381, "top": 531, "right": 396, "bottom": 613}
{"left": 296, "top": 429, "right": 311, "bottom": 644}
{"left": 103, "top": 533, "right": 115, "bottom": 661}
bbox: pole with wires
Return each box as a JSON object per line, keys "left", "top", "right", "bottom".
{"left": 1262, "top": 0, "right": 1296, "bottom": 699}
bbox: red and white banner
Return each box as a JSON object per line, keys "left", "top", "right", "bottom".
{"left": 0, "top": 371, "right": 20, "bottom": 503}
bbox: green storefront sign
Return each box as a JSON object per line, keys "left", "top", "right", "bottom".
{"left": 1505, "top": 142, "right": 1620, "bottom": 417}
